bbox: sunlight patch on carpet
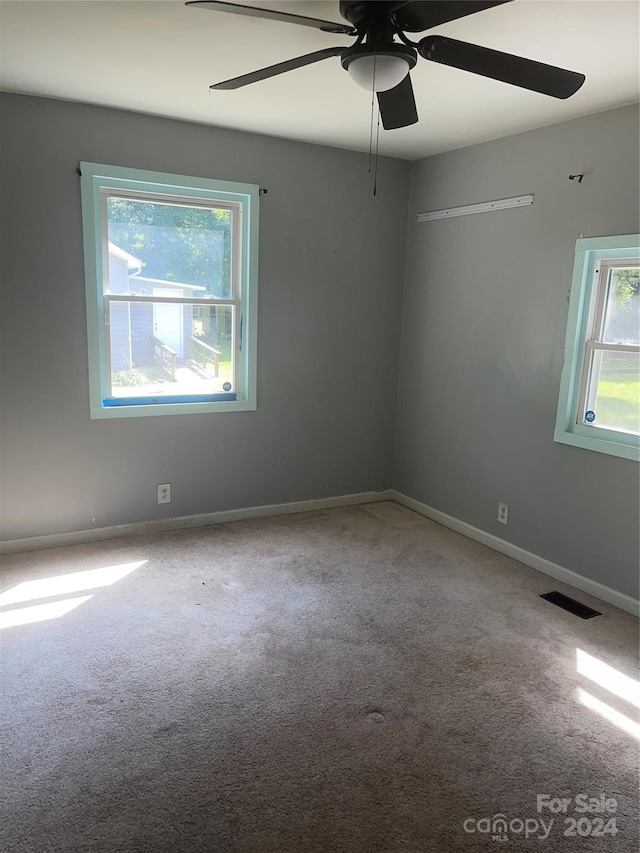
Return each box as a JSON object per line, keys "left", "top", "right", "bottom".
{"left": 0, "top": 596, "right": 93, "bottom": 629}
{"left": 576, "top": 648, "right": 640, "bottom": 709}
{"left": 577, "top": 689, "right": 640, "bottom": 739}
{"left": 0, "top": 560, "right": 147, "bottom": 607}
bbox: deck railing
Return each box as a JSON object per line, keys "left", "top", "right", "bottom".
{"left": 189, "top": 336, "right": 221, "bottom": 377}
{"left": 151, "top": 336, "right": 177, "bottom": 380}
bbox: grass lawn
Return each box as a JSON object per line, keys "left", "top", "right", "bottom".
{"left": 112, "top": 365, "right": 168, "bottom": 387}
{"left": 595, "top": 371, "right": 640, "bottom": 433}
{"left": 192, "top": 339, "right": 232, "bottom": 381}
{"left": 112, "top": 341, "right": 233, "bottom": 395}
{"left": 215, "top": 341, "right": 232, "bottom": 378}
{"left": 111, "top": 336, "right": 234, "bottom": 396}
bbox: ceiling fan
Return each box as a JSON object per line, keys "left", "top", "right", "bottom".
{"left": 186, "top": 1, "right": 586, "bottom": 130}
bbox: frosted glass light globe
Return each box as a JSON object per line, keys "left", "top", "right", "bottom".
{"left": 347, "top": 54, "right": 410, "bottom": 92}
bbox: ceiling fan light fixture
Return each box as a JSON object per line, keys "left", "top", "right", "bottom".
{"left": 341, "top": 43, "right": 417, "bottom": 93}
{"left": 347, "top": 55, "right": 409, "bottom": 92}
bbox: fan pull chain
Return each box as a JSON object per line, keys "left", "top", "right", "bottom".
{"left": 373, "top": 107, "right": 381, "bottom": 196}
{"left": 368, "top": 52, "right": 381, "bottom": 196}
{"left": 367, "top": 94, "right": 375, "bottom": 174}
{"left": 368, "top": 53, "right": 378, "bottom": 175}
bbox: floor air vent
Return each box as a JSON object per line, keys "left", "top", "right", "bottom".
{"left": 540, "top": 591, "right": 602, "bottom": 619}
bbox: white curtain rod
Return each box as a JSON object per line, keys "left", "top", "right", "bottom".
{"left": 417, "top": 194, "right": 534, "bottom": 223}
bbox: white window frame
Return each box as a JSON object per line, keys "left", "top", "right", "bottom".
{"left": 554, "top": 235, "right": 639, "bottom": 461}
{"left": 80, "top": 163, "right": 259, "bottom": 419}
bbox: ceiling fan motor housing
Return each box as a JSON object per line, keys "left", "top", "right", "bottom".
{"left": 340, "top": 0, "right": 408, "bottom": 41}
{"left": 340, "top": 1, "right": 398, "bottom": 34}
{"left": 340, "top": 0, "right": 417, "bottom": 92}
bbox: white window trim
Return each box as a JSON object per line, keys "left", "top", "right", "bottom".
{"left": 554, "top": 234, "right": 640, "bottom": 461}
{"left": 80, "top": 162, "right": 259, "bottom": 419}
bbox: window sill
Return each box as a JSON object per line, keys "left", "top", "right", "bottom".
{"left": 90, "top": 397, "right": 256, "bottom": 419}
{"left": 553, "top": 425, "right": 639, "bottom": 461}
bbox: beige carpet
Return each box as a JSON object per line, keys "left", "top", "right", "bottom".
{"left": 1, "top": 502, "right": 638, "bottom": 852}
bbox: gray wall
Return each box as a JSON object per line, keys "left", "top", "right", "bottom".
{"left": 393, "top": 105, "right": 640, "bottom": 600}
{"left": 2, "top": 93, "right": 638, "bottom": 604}
{"left": 0, "top": 93, "right": 410, "bottom": 539}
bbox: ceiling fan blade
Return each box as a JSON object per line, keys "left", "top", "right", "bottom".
{"left": 419, "top": 36, "right": 585, "bottom": 99}
{"left": 377, "top": 74, "right": 418, "bottom": 130}
{"left": 210, "top": 47, "right": 344, "bottom": 90}
{"left": 187, "top": 1, "right": 355, "bottom": 35}
{"left": 392, "top": 1, "right": 512, "bottom": 33}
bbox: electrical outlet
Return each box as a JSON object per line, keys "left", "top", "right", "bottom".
{"left": 497, "top": 502, "right": 509, "bottom": 525}
{"left": 157, "top": 483, "right": 171, "bottom": 504}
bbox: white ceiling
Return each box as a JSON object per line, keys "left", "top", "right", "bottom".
{"left": 1, "top": 1, "right": 638, "bottom": 160}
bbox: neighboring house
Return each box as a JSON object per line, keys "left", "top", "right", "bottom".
{"left": 107, "top": 243, "right": 205, "bottom": 372}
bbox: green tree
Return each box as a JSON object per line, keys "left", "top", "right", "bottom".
{"left": 608, "top": 267, "right": 639, "bottom": 343}
{"left": 614, "top": 267, "right": 639, "bottom": 300}
{"left": 108, "top": 198, "right": 232, "bottom": 297}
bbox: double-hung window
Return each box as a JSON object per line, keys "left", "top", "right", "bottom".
{"left": 555, "top": 235, "right": 639, "bottom": 460}
{"left": 80, "top": 163, "right": 259, "bottom": 418}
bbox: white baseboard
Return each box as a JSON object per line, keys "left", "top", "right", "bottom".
{"left": 0, "top": 490, "right": 393, "bottom": 556}
{"left": 4, "top": 487, "right": 637, "bottom": 618}
{"left": 390, "top": 490, "right": 639, "bottom": 618}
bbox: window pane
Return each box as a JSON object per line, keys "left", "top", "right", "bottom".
{"left": 107, "top": 197, "right": 232, "bottom": 298}
{"left": 108, "top": 303, "right": 235, "bottom": 399}
{"left": 584, "top": 350, "right": 640, "bottom": 435}
{"left": 602, "top": 266, "right": 640, "bottom": 344}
